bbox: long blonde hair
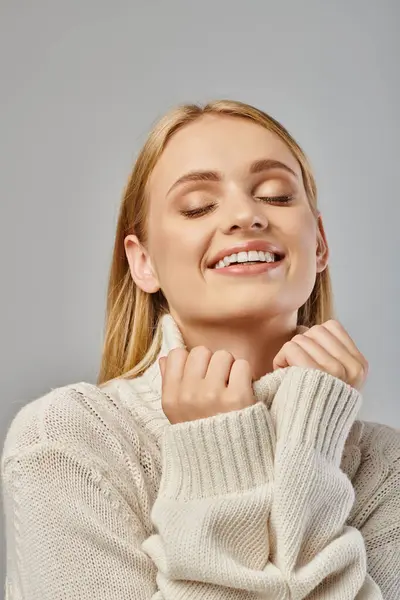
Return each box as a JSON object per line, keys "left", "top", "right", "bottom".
{"left": 97, "top": 99, "right": 334, "bottom": 386}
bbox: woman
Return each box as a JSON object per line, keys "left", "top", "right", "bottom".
{"left": 2, "top": 100, "right": 399, "bottom": 599}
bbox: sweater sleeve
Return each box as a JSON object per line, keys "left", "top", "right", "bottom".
{"left": 346, "top": 421, "right": 400, "bottom": 599}
{"left": 1, "top": 443, "right": 162, "bottom": 600}
{"left": 1, "top": 392, "right": 279, "bottom": 600}
{"left": 143, "top": 367, "right": 385, "bottom": 600}
{"left": 142, "top": 400, "right": 284, "bottom": 598}
{"left": 267, "top": 366, "right": 384, "bottom": 599}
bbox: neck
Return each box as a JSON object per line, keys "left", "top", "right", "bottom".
{"left": 170, "top": 311, "right": 299, "bottom": 381}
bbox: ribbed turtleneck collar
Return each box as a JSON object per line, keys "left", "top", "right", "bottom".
{"left": 109, "top": 312, "right": 364, "bottom": 461}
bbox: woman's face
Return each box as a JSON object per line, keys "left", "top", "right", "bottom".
{"left": 125, "top": 114, "right": 328, "bottom": 328}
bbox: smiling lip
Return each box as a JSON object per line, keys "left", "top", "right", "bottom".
{"left": 207, "top": 240, "right": 285, "bottom": 269}
{"left": 210, "top": 258, "right": 284, "bottom": 276}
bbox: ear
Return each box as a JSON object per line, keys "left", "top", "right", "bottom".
{"left": 315, "top": 213, "right": 330, "bottom": 273}
{"left": 124, "top": 234, "right": 160, "bottom": 294}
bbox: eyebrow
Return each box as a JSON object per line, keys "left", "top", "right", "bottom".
{"left": 166, "top": 159, "right": 298, "bottom": 197}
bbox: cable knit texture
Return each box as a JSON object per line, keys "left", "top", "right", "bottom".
{"left": 1, "top": 313, "right": 400, "bottom": 599}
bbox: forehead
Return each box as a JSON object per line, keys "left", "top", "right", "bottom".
{"left": 148, "top": 114, "right": 303, "bottom": 196}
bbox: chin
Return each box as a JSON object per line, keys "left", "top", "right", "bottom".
{"left": 211, "top": 304, "right": 282, "bottom": 323}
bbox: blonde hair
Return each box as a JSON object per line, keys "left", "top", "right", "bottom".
{"left": 97, "top": 99, "right": 334, "bottom": 386}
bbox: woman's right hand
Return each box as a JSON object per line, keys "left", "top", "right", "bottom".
{"left": 159, "top": 347, "right": 256, "bottom": 424}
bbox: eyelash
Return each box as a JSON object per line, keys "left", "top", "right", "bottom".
{"left": 180, "top": 195, "right": 294, "bottom": 218}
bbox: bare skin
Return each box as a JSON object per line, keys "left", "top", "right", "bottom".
{"left": 124, "top": 114, "right": 370, "bottom": 424}
{"left": 125, "top": 114, "right": 329, "bottom": 383}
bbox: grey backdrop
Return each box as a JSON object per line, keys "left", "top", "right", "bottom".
{"left": 1, "top": 0, "right": 399, "bottom": 596}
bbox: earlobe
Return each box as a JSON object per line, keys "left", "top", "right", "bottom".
{"left": 316, "top": 215, "right": 330, "bottom": 273}
{"left": 316, "top": 236, "right": 329, "bottom": 273}
{"left": 316, "top": 253, "right": 328, "bottom": 273}
{"left": 124, "top": 234, "right": 161, "bottom": 294}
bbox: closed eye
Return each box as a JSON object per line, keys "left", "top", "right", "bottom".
{"left": 255, "top": 195, "right": 293, "bottom": 204}
{"left": 179, "top": 205, "right": 217, "bottom": 218}
{"left": 180, "top": 195, "right": 293, "bottom": 218}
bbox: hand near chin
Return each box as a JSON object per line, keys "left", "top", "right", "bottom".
{"left": 272, "top": 320, "right": 369, "bottom": 392}
{"left": 159, "top": 348, "right": 256, "bottom": 424}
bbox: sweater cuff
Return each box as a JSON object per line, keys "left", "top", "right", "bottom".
{"left": 269, "top": 367, "right": 362, "bottom": 465}
{"left": 159, "top": 401, "right": 275, "bottom": 500}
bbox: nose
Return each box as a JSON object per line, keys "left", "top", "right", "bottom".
{"left": 219, "top": 192, "right": 269, "bottom": 233}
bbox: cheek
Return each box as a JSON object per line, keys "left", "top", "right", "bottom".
{"left": 150, "top": 217, "right": 208, "bottom": 271}
{"left": 173, "top": 228, "right": 204, "bottom": 253}
{"left": 286, "top": 209, "right": 318, "bottom": 254}
{"left": 284, "top": 210, "right": 319, "bottom": 289}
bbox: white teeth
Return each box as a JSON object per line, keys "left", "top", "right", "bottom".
{"left": 237, "top": 251, "right": 250, "bottom": 263}
{"left": 248, "top": 251, "right": 261, "bottom": 262}
{"left": 214, "top": 250, "right": 277, "bottom": 269}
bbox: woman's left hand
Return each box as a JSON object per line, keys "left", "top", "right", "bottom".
{"left": 272, "top": 320, "right": 369, "bottom": 391}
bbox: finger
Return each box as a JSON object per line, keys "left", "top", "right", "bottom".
{"left": 321, "top": 320, "right": 368, "bottom": 367}
{"left": 303, "top": 325, "right": 356, "bottom": 370}
{"left": 227, "top": 359, "right": 254, "bottom": 400}
{"left": 206, "top": 350, "right": 236, "bottom": 387}
{"left": 162, "top": 348, "right": 188, "bottom": 391}
{"left": 182, "top": 346, "right": 213, "bottom": 385}
{"left": 290, "top": 335, "right": 347, "bottom": 380}
{"left": 306, "top": 324, "right": 368, "bottom": 387}
{"left": 273, "top": 341, "right": 320, "bottom": 370}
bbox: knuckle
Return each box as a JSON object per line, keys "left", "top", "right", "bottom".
{"left": 233, "top": 358, "right": 250, "bottom": 367}
{"left": 190, "top": 346, "right": 212, "bottom": 357}
{"left": 350, "top": 359, "right": 368, "bottom": 381}
{"left": 292, "top": 334, "right": 305, "bottom": 342}
{"left": 306, "top": 325, "right": 322, "bottom": 337}
{"left": 169, "top": 348, "right": 187, "bottom": 359}
{"left": 276, "top": 342, "right": 289, "bottom": 356}
{"left": 333, "top": 362, "right": 345, "bottom": 378}
{"left": 358, "top": 363, "right": 368, "bottom": 378}
{"left": 324, "top": 319, "right": 340, "bottom": 330}
{"left": 213, "top": 349, "right": 234, "bottom": 360}
{"left": 179, "top": 390, "right": 194, "bottom": 405}
{"left": 161, "top": 396, "right": 172, "bottom": 412}
{"left": 204, "top": 389, "right": 219, "bottom": 404}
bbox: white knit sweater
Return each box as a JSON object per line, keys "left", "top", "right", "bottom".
{"left": 1, "top": 314, "right": 400, "bottom": 599}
